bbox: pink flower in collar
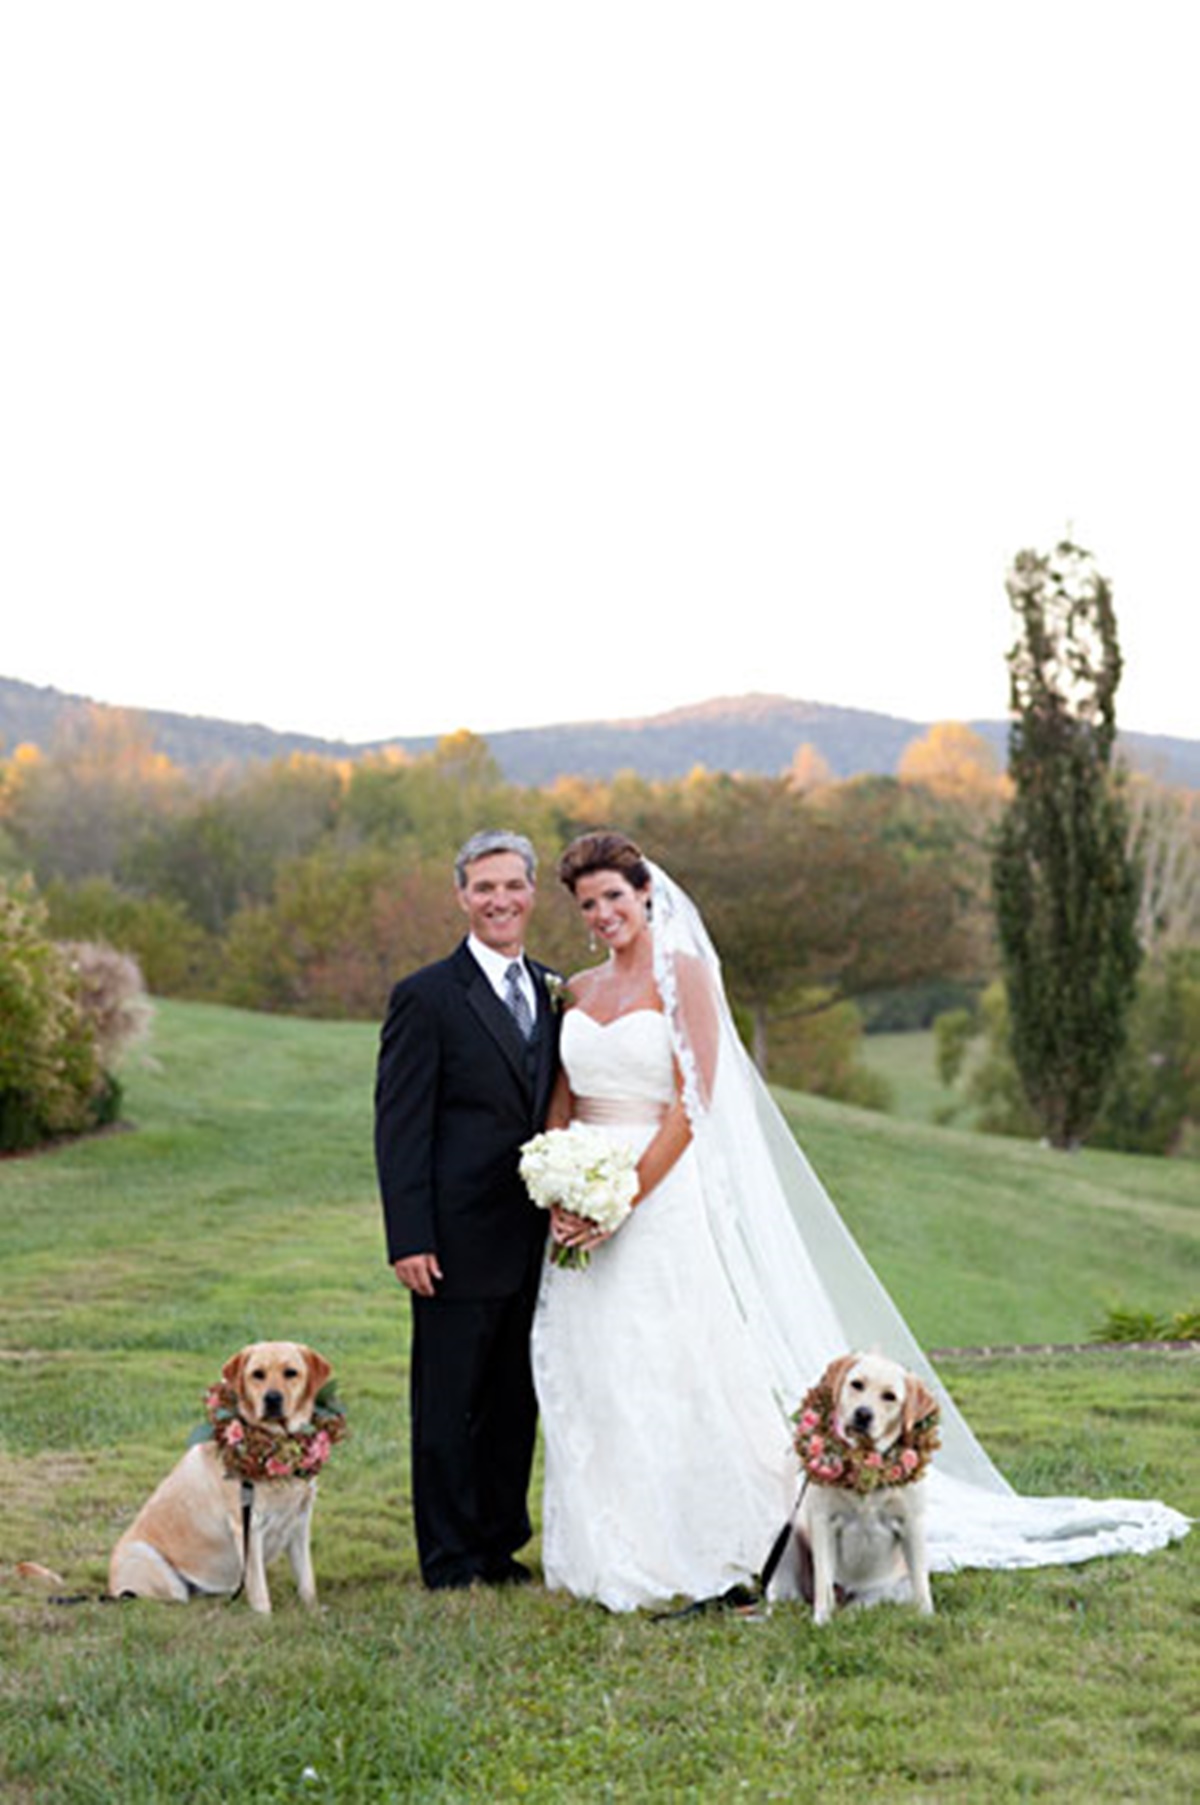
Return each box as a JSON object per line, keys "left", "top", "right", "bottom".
{"left": 300, "top": 1431, "right": 332, "bottom": 1472}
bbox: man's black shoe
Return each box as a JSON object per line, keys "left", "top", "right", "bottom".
{"left": 483, "top": 1558, "right": 533, "bottom": 1586}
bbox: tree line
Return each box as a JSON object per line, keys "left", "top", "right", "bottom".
{"left": 2, "top": 547, "right": 1199, "bottom": 1153}
{"left": 0, "top": 710, "right": 1006, "bottom": 1086}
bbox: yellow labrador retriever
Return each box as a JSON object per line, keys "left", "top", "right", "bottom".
{"left": 780, "top": 1351, "right": 939, "bottom": 1626}
{"left": 109, "top": 1341, "right": 333, "bottom": 1614}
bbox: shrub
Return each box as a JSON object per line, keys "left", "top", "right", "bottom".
{"left": 219, "top": 848, "right": 463, "bottom": 1018}
{"left": 58, "top": 941, "right": 154, "bottom": 1068}
{"left": 1091, "top": 1305, "right": 1200, "bottom": 1343}
{"left": 0, "top": 880, "right": 106, "bottom": 1152}
{"left": 41, "top": 877, "right": 219, "bottom": 997}
{"left": 933, "top": 982, "right": 1040, "bottom": 1138}
{"left": 859, "top": 979, "right": 982, "bottom": 1034}
{"left": 1089, "top": 950, "right": 1200, "bottom": 1156}
{"left": 936, "top": 961, "right": 1200, "bottom": 1155}
{"left": 758, "top": 992, "right": 892, "bottom": 1110}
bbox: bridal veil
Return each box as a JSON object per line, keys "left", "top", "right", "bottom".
{"left": 647, "top": 861, "right": 1190, "bottom": 1571}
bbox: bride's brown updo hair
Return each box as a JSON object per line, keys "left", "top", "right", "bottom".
{"left": 557, "top": 831, "right": 652, "bottom": 895}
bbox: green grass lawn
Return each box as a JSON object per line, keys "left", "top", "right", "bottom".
{"left": 859, "top": 1029, "right": 947, "bottom": 1125}
{"left": 2, "top": 1000, "right": 1196, "bottom": 1802}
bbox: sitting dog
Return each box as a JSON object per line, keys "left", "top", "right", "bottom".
{"left": 779, "top": 1351, "right": 940, "bottom": 1626}
{"left": 109, "top": 1341, "right": 338, "bottom": 1614}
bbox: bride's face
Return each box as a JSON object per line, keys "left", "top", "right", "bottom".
{"left": 573, "top": 869, "right": 650, "bottom": 954}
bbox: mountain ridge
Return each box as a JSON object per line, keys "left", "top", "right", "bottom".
{"left": 2, "top": 673, "right": 1197, "bottom": 789}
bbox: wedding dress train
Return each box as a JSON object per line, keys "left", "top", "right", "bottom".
{"left": 530, "top": 871, "right": 1190, "bottom": 1612}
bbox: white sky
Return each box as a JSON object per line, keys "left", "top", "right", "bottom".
{"left": 3, "top": 3, "right": 1198, "bottom": 746}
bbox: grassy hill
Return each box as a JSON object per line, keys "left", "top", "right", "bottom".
{"left": 1, "top": 1001, "right": 1196, "bottom": 1801}
{"left": 3, "top": 1001, "right": 1193, "bottom": 1357}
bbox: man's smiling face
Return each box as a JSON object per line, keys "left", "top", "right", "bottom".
{"left": 456, "top": 850, "right": 536, "bottom": 958}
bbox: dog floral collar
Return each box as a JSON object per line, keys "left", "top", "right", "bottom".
{"left": 793, "top": 1380, "right": 940, "bottom": 1494}
{"left": 192, "top": 1379, "right": 348, "bottom": 1483}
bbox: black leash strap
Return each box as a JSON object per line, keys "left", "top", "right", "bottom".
{"left": 648, "top": 1582, "right": 761, "bottom": 1622}
{"left": 228, "top": 1479, "right": 255, "bottom": 1604}
{"left": 758, "top": 1517, "right": 795, "bottom": 1596}
{"left": 649, "top": 1482, "right": 806, "bottom": 1623}
{"left": 759, "top": 1476, "right": 808, "bottom": 1597}
{"left": 50, "top": 1477, "right": 258, "bottom": 1607}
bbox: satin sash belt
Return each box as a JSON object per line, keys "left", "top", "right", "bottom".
{"left": 573, "top": 1096, "right": 668, "bottom": 1126}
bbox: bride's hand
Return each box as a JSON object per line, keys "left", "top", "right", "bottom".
{"left": 548, "top": 1203, "right": 578, "bottom": 1243}
{"left": 550, "top": 1204, "right": 606, "bottom": 1250}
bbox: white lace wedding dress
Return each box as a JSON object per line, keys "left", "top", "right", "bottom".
{"left": 531, "top": 869, "right": 1190, "bottom": 1614}
{"left": 532, "top": 1008, "right": 794, "bottom": 1611}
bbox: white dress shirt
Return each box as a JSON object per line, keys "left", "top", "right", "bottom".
{"left": 467, "top": 935, "right": 537, "bottom": 1022}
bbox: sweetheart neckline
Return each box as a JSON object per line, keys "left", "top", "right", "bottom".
{"left": 570, "top": 1007, "right": 665, "bottom": 1030}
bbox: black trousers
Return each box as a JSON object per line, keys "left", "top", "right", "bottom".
{"left": 409, "top": 1282, "right": 540, "bottom": 1588}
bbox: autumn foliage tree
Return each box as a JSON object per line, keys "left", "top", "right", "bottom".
{"left": 4, "top": 707, "right": 180, "bottom": 885}
{"left": 619, "top": 774, "right": 970, "bottom": 1075}
{"left": 898, "top": 721, "right": 1007, "bottom": 808}
{"left": 992, "top": 540, "right": 1141, "bottom": 1147}
{"left": 2, "top": 711, "right": 996, "bottom": 1103}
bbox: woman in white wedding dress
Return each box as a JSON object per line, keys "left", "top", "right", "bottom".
{"left": 530, "top": 832, "right": 1189, "bottom": 1613}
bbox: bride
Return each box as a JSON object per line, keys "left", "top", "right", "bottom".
{"left": 530, "top": 831, "right": 1189, "bottom": 1613}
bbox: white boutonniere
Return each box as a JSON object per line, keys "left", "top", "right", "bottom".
{"left": 543, "top": 972, "right": 574, "bottom": 1013}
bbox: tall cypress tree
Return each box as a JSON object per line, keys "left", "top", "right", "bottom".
{"left": 992, "top": 539, "right": 1141, "bottom": 1148}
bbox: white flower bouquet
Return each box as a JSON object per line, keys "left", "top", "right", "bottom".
{"left": 518, "top": 1123, "right": 639, "bottom": 1268}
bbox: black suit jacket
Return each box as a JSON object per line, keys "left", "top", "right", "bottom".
{"left": 374, "top": 941, "right": 561, "bottom": 1300}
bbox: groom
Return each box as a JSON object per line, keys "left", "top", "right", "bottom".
{"left": 374, "top": 829, "right": 561, "bottom": 1589}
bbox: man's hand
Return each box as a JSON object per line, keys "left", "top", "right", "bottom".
{"left": 393, "top": 1253, "right": 444, "bottom": 1297}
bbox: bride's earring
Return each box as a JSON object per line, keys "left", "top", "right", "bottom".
{"left": 587, "top": 930, "right": 598, "bottom": 953}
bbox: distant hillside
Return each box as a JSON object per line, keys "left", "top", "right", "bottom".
{"left": 2, "top": 674, "right": 1198, "bottom": 789}
{"left": 0, "top": 676, "right": 370, "bottom": 767}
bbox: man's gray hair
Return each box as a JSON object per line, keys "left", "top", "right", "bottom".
{"left": 454, "top": 829, "right": 538, "bottom": 888}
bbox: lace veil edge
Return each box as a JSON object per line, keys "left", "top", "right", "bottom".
{"left": 648, "top": 860, "right": 1010, "bottom": 1497}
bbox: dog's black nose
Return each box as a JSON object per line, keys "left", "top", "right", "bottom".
{"left": 851, "top": 1406, "right": 874, "bottom": 1432}
{"left": 263, "top": 1389, "right": 285, "bottom": 1418}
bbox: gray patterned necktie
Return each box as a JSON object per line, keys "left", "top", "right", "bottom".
{"left": 504, "top": 960, "right": 533, "bottom": 1039}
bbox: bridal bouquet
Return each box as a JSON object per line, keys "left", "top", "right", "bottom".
{"left": 518, "top": 1123, "right": 638, "bottom": 1269}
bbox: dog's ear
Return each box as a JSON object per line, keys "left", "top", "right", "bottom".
{"left": 222, "top": 1349, "right": 249, "bottom": 1391}
{"left": 819, "top": 1352, "right": 859, "bottom": 1405}
{"left": 298, "top": 1346, "right": 332, "bottom": 1403}
{"left": 902, "top": 1372, "right": 938, "bottom": 1434}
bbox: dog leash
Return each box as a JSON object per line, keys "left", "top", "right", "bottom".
{"left": 228, "top": 1479, "right": 255, "bottom": 1604}
{"left": 649, "top": 1482, "right": 809, "bottom": 1622}
{"left": 50, "top": 1479, "right": 257, "bottom": 1608}
{"left": 758, "top": 1481, "right": 808, "bottom": 1596}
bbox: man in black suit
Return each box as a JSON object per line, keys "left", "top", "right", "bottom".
{"left": 374, "top": 829, "right": 561, "bottom": 1589}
